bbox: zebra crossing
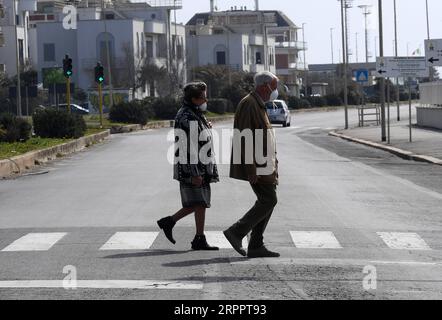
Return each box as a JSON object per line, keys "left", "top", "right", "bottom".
{"left": 0, "top": 230, "right": 434, "bottom": 253}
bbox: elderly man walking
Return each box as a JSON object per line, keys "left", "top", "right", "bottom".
{"left": 223, "top": 71, "right": 280, "bottom": 258}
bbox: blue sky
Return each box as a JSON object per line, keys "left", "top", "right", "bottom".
{"left": 170, "top": 0, "right": 441, "bottom": 64}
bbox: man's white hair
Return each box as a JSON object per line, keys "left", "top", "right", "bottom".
{"left": 254, "top": 71, "right": 278, "bottom": 88}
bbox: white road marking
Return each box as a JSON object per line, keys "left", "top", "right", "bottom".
{"left": 0, "top": 280, "right": 203, "bottom": 290}
{"left": 100, "top": 232, "right": 159, "bottom": 251}
{"left": 231, "top": 258, "right": 442, "bottom": 267}
{"left": 290, "top": 231, "right": 342, "bottom": 249}
{"left": 205, "top": 231, "right": 248, "bottom": 249}
{"left": 306, "top": 127, "right": 321, "bottom": 130}
{"left": 377, "top": 232, "right": 431, "bottom": 251}
{"left": 1, "top": 233, "right": 67, "bottom": 252}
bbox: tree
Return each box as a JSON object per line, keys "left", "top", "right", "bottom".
{"left": 139, "top": 61, "right": 168, "bottom": 97}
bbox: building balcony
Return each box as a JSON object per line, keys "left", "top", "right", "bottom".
{"left": 275, "top": 41, "right": 307, "bottom": 51}
{"left": 82, "top": 57, "right": 127, "bottom": 69}
{"left": 144, "top": 21, "right": 166, "bottom": 34}
{"left": 250, "top": 64, "right": 266, "bottom": 73}
{"left": 249, "top": 35, "right": 264, "bottom": 46}
{"left": 145, "top": 0, "right": 183, "bottom": 9}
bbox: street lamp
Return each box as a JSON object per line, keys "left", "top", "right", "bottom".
{"left": 330, "top": 27, "right": 336, "bottom": 94}
{"left": 339, "top": 0, "right": 349, "bottom": 129}
{"left": 378, "top": 0, "right": 387, "bottom": 142}
{"left": 302, "top": 23, "right": 308, "bottom": 97}
{"left": 393, "top": 0, "right": 400, "bottom": 121}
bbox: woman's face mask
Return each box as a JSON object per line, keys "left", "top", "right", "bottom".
{"left": 198, "top": 102, "right": 208, "bottom": 112}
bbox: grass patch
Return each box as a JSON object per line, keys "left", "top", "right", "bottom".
{"left": 0, "top": 137, "right": 73, "bottom": 160}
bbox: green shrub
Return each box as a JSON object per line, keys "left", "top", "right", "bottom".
{"left": 220, "top": 85, "right": 248, "bottom": 112}
{"left": 32, "top": 108, "right": 86, "bottom": 139}
{"left": 208, "top": 99, "right": 233, "bottom": 114}
{"left": 0, "top": 113, "right": 32, "bottom": 143}
{"left": 151, "top": 97, "right": 180, "bottom": 120}
{"left": 109, "top": 101, "right": 150, "bottom": 125}
{"left": 307, "top": 96, "right": 327, "bottom": 108}
{"left": 287, "top": 96, "right": 311, "bottom": 109}
{"left": 325, "top": 94, "right": 343, "bottom": 106}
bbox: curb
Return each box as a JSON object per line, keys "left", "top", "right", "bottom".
{"left": 0, "top": 130, "right": 111, "bottom": 179}
{"left": 329, "top": 131, "right": 442, "bottom": 166}
{"left": 109, "top": 115, "right": 235, "bottom": 134}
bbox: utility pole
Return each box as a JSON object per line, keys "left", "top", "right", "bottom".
{"left": 355, "top": 32, "right": 359, "bottom": 63}
{"left": 101, "top": 0, "right": 114, "bottom": 107}
{"left": 13, "top": 0, "right": 22, "bottom": 116}
{"left": 340, "top": 0, "right": 349, "bottom": 129}
{"left": 378, "top": 0, "right": 387, "bottom": 142}
{"left": 425, "top": 0, "right": 433, "bottom": 82}
{"left": 393, "top": 0, "right": 400, "bottom": 121}
{"left": 358, "top": 5, "right": 372, "bottom": 63}
{"left": 330, "top": 28, "right": 336, "bottom": 94}
{"left": 302, "top": 23, "right": 308, "bottom": 97}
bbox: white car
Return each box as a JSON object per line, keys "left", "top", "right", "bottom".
{"left": 266, "top": 100, "right": 292, "bottom": 127}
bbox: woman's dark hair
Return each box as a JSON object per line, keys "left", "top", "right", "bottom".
{"left": 183, "top": 82, "right": 207, "bottom": 103}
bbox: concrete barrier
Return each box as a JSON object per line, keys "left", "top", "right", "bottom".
{"left": 0, "top": 130, "right": 110, "bottom": 179}
{"left": 416, "top": 107, "right": 442, "bottom": 130}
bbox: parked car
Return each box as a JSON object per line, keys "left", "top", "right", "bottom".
{"left": 53, "top": 103, "right": 90, "bottom": 115}
{"left": 266, "top": 100, "right": 291, "bottom": 127}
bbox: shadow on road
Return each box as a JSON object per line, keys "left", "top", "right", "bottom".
{"left": 162, "top": 257, "right": 247, "bottom": 267}
{"left": 102, "top": 249, "right": 193, "bottom": 259}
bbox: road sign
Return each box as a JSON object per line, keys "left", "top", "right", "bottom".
{"left": 355, "top": 69, "right": 369, "bottom": 84}
{"left": 425, "top": 39, "right": 442, "bottom": 67}
{"left": 375, "top": 56, "right": 429, "bottom": 78}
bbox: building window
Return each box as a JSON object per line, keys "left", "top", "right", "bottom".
{"left": 0, "top": 64, "right": 5, "bottom": 73}
{"left": 189, "top": 30, "right": 196, "bottom": 36}
{"left": 196, "top": 18, "right": 205, "bottom": 26}
{"left": 177, "top": 37, "right": 183, "bottom": 60}
{"left": 214, "top": 29, "right": 224, "bottom": 35}
{"left": 43, "top": 43, "right": 55, "bottom": 62}
{"left": 105, "top": 13, "right": 115, "bottom": 20}
{"left": 216, "top": 51, "right": 226, "bottom": 65}
{"left": 96, "top": 32, "right": 115, "bottom": 64}
{"left": 136, "top": 33, "right": 140, "bottom": 58}
{"left": 256, "top": 52, "right": 262, "bottom": 64}
{"left": 146, "top": 36, "right": 153, "bottom": 58}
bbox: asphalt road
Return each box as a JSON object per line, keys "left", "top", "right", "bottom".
{"left": 0, "top": 105, "right": 441, "bottom": 300}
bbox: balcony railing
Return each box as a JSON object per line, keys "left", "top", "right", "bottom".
{"left": 145, "top": 0, "right": 183, "bottom": 9}
{"left": 275, "top": 41, "right": 307, "bottom": 51}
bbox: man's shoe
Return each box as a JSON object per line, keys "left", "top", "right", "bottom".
{"left": 247, "top": 246, "right": 280, "bottom": 258}
{"left": 157, "top": 216, "right": 176, "bottom": 244}
{"left": 223, "top": 229, "right": 246, "bottom": 257}
{"left": 191, "top": 235, "right": 219, "bottom": 251}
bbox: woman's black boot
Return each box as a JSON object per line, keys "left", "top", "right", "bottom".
{"left": 191, "top": 235, "right": 219, "bottom": 251}
{"left": 157, "top": 216, "right": 176, "bottom": 244}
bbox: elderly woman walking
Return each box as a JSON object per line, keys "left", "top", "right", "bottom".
{"left": 157, "top": 82, "right": 219, "bottom": 251}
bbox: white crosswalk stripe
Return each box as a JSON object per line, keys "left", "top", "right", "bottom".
{"left": 377, "top": 232, "right": 432, "bottom": 251}
{"left": 205, "top": 231, "right": 248, "bottom": 249}
{"left": 290, "top": 231, "right": 343, "bottom": 249}
{"left": 1, "top": 233, "right": 67, "bottom": 252}
{"left": 99, "top": 232, "right": 159, "bottom": 251}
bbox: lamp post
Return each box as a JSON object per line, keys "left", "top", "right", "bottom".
{"left": 302, "top": 23, "right": 308, "bottom": 97}
{"left": 330, "top": 27, "right": 336, "bottom": 94}
{"left": 394, "top": 0, "right": 400, "bottom": 121}
{"left": 339, "top": 0, "right": 349, "bottom": 129}
{"left": 378, "top": 0, "right": 386, "bottom": 142}
{"left": 13, "top": 0, "right": 22, "bottom": 116}
{"left": 425, "top": 0, "right": 433, "bottom": 81}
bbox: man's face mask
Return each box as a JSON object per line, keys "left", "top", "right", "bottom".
{"left": 267, "top": 85, "right": 279, "bottom": 102}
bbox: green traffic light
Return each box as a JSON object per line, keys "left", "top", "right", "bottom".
{"left": 99, "top": 77, "right": 104, "bottom": 82}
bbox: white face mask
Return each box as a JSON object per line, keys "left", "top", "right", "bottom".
{"left": 267, "top": 85, "right": 279, "bottom": 102}
{"left": 198, "top": 102, "right": 208, "bottom": 112}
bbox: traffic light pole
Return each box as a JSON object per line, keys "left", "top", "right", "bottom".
{"left": 66, "top": 77, "right": 71, "bottom": 114}
{"left": 98, "top": 83, "right": 103, "bottom": 129}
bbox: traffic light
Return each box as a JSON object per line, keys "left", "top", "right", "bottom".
{"left": 63, "top": 54, "right": 73, "bottom": 78}
{"left": 95, "top": 63, "right": 104, "bottom": 84}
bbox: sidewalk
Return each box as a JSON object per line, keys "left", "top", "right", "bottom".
{"left": 330, "top": 120, "right": 442, "bottom": 166}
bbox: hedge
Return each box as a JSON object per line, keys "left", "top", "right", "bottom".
{"left": 0, "top": 113, "right": 32, "bottom": 143}
{"left": 32, "top": 108, "right": 86, "bottom": 139}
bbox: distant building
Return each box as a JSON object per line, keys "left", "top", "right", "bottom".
{"left": 2, "top": 0, "right": 186, "bottom": 100}
{"left": 185, "top": 5, "right": 306, "bottom": 97}
{"left": 0, "top": 0, "right": 37, "bottom": 76}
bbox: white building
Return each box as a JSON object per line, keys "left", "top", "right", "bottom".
{"left": 185, "top": 1, "right": 306, "bottom": 96}
{"left": 2, "top": 0, "right": 186, "bottom": 100}
{"left": 0, "top": 0, "right": 37, "bottom": 76}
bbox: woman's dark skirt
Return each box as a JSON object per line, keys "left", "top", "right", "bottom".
{"left": 180, "top": 182, "right": 211, "bottom": 209}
